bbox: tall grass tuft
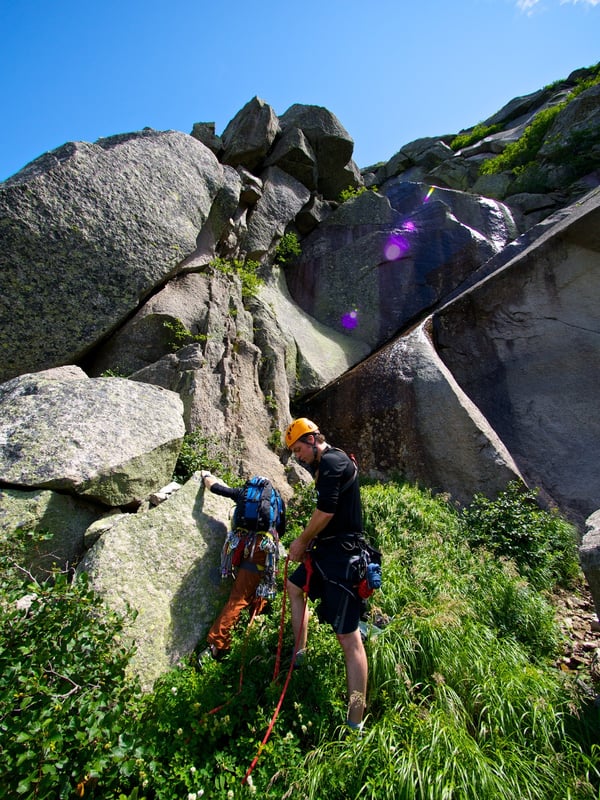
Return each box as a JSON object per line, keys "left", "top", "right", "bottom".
{"left": 288, "top": 480, "right": 600, "bottom": 800}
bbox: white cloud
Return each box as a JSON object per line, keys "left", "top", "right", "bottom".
{"left": 516, "top": 0, "right": 541, "bottom": 13}
{"left": 517, "top": 0, "right": 600, "bottom": 10}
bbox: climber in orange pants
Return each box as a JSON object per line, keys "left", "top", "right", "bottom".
{"left": 204, "top": 537, "right": 269, "bottom": 655}
{"left": 197, "top": 470, "right": 285, "bottom": 664}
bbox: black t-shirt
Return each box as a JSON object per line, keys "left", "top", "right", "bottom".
{"left": 315, "top": 447, "right": 363, "bottom": 538}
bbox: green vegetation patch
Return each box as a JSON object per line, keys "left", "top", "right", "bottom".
{"left": 210, "top": 256, "right": 263, "bottom": 301}
{"left": 1, "top": 479, "right": 598, "bottom": 799}
{"left": 173, "top": 430, "right": 239, "bottom": 486}
{"left": 338, "top": 185, "right": 378, "bottom": 203}
{"left": 275, "top": 232, "right": 302, "bottom": 266}
{"left": 450, "top": 123, "right": 503, "bottom": 152}
{"left": 480, "top": 63, "right": 600, "bottom": 188}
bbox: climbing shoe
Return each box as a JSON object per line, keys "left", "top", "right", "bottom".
{"left": 197, "top": 645, "right": 228, "bottom": 669}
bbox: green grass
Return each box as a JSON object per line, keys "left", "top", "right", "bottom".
{"left": 1, "top": 478, "right": 599, "bottom": 799}
{"left": 450, "top": 123, "right": 503, "bottom": 152}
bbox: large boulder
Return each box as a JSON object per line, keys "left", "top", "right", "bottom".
{"left": 190, "top": 121, "right": 223, "bottom": 156}
{"left": 285, "top": 182, "right": 518, "bottom": 348}
{"left": 0, "top": 367, "right": 185, "bottom": 507}
{"left": 0, "top": 129, "right": 224, "bottom": 382}
{"left": 264, "top": 125, "right": 318, "bottom": 189}
{"left": 221, "top": 96, "right": 281, "bottom": 172}
{"left": 304, "top": 319, "right": 522, "bottom": 505}
{"left": 240, "top": 166, "right": 311, "bottom": 259}
{"left": 181, "top": 165, "right": 243, "bottom": 267}
{"left": 76, "top": 471, "right": 233, "bottom": 690}
{"left": 279, "top": 103, "right": 361, "bottom": 199}
{"left": 432, "top": 188, "right": 600, "bottom": 528}
{"left": 0, "top": 486, "right": 103, "bottom": 579}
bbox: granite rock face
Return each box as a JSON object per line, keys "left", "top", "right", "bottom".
{"left": 304, "top": 319, "right": 523, "bottom": 506}
{"left": 432, "top": 189, "right": 600, "bottom": 529}
{"left": 0, "top": 485, "right": 103, "bottom": 579}
{"left": 0, "top": 367, "right": 185, "bottom": 506}
{"left": 0, "top": 130, "right": 224, "bottom": 382}
{"left": 76, "top": 472, "right": 232, "bottom": 691}
{"left": 286, "top": 183, "right": 518, "bottom": 348}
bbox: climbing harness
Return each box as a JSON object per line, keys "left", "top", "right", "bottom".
{"left": 220, "top": 529, "right": 280, "bottom": 599}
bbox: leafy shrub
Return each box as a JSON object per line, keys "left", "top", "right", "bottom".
{"left": 100, "top": 368, "right": 129, "bottom": 378}
{"left": 338, "top": 185, "right": 378, "bottom": 203}
{"left": 461, "top": 481, "right": 580, "bottom": 591}
{"left": 275, "top": 232, "right": 301, "bottom": 265}
{"left": 173, "top": 430, "right": 238, "bottom": 485}
{"left": 210, "top": 256, "right": 262, "bottom": 300}
{"left": 162, "top": 318, "right": 207, "bottom": 352}
{"left": 0, "top": 569, "right": 144, "bottom": 799}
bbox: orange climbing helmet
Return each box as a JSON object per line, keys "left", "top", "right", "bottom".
{"left": 285, "top": 418, "right": 319, "bottom": 449}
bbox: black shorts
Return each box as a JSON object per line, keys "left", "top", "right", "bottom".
{"left": 289, "top": 553, "right": 362, "bottom": 635}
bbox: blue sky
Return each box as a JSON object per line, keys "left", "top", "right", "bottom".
{"left": 0, "top": 0, "right": 598, "bottom": 182}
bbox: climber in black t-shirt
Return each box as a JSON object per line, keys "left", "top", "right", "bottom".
{"left": 285, "top": 418, "right": 368, "bottom": 732}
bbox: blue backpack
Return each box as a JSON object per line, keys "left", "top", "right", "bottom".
{"left": 233, "top": 476, "right": 285, "bottom": 533}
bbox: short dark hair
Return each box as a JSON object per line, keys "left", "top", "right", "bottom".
{"left": 300, "top": 431, "right": 325, "bottom": 444}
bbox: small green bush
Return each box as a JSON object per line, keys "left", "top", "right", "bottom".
{"left": 210, "top": 257, "right": 263, "bottom": 300}
{"left": 0, "top": 569, "right": 143, "bottom": 799}
{"left": 450, "top": 123, "right": 503, "bottom": 151}
{"left": 162, "top": 318, "right": 207, "bottom": 352}
{"left": 100, "top": 368, "right": 129, "bottom": 378}
{"left": 461, "top": 481, "right": 580, "bottom": 591}
{"left": 173, "top": 430, "right": 238, "bottom": 485}
{"left": 275, "top": 232, "right": 302, "bottom": 265}
{"left": 338, "top": 185, "right": 378, "bottom": 203}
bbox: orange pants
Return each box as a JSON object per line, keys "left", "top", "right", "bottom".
{"left": 207, "top": 556, "right": 267, "bottom": 652}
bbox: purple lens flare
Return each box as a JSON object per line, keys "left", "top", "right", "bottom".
{"left": 341, "top": 309, "right": 359, "bottom": 330}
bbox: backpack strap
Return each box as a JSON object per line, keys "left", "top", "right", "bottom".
{"left": 340, "top": 452, "right": 358, "bottom": 492}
